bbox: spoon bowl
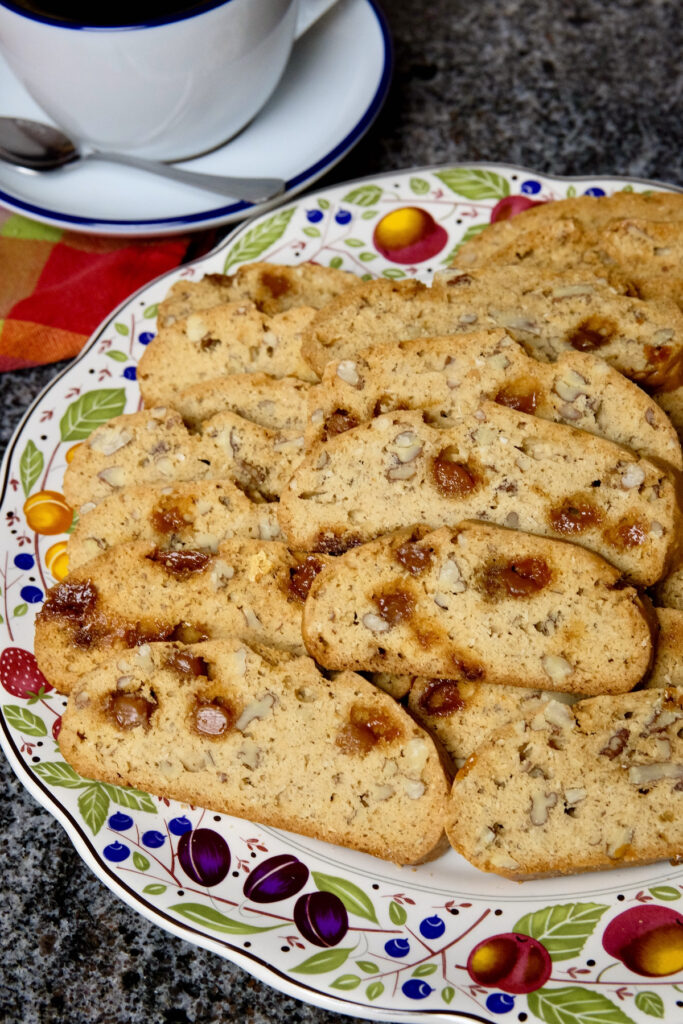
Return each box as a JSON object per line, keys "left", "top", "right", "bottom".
{"left": 0, "top": 117, "right": 286, "bottom": 203}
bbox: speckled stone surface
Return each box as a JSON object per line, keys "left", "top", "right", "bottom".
{"left": 1, "top": 1, "right": 681, "bottom": 1021}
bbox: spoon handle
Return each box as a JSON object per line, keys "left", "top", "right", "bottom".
{"left": 87, "top": 150, "right": 285, "bottom": 203}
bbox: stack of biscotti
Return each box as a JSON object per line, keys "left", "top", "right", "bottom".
{"left": 45, "top": 219, "right": 683, "bottom": 870}
{"left": 448, "top": 191, "right": 683, "bottom": 436}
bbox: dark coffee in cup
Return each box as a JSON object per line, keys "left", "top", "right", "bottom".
{"left": 2, "top": 0, "right": 209, "bottom": 26}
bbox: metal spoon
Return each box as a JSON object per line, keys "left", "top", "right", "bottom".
{"left": 0, "top": 117, "right": 285, "bottom": 203}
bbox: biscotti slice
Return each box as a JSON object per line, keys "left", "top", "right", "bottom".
{"left": 445, "top": 686, "right": 683, "bottom": 879}
{"left": 68, "top": 480, "right": 282, "bottom": 570}
{"left": 455, "top": 215, "right": 625, "bottom": 283}
{"left": 436, "top": 268, "right": 683, "bottom": 388}
{"left": 655, "top": 565, "right": 683, "bottom": 610}
{"left": 451, "top": 192, "right": 683, "bottom": 273}
{"left": 306, "top": 329, "right": 681, "bottom": 468}
{"left": 302, "top": 269, "right": 683, "bottom": 388}
{"left": 138, "top": 302, "right": 318, "bottom": 408}
{"left": 409, "top": 678, "right": 580, "bottom": 769}
{"left": 35, "top": 538, "right": 321, "bottom": 693}
{"left": 280, "top": 405, "right": 678, "bottom": 585}
{"left": 173, "top": 374, "right": 309, "bottom": 432}
{"left": 654, "top": 386, "right": 683, "bottom": 442}
{"left": 63, "top": 407, "right": 306, "bottom": 507}
{"left": 199, "top": 410, "right": 306, "bottom": 500}
{"left": 58, "top": 639, "right": 450, "bottom": 864}
{"left": 158, "top": 262, "right": 357, "bottom": 326}
{"left": 302, "top": 522, "right": 653, "bottom": 694}
{"left": 646, "top": 608, "right": 683, "bottom": 689}
{"left": 452, "top": 209, "right": 683, "bottom": 313}
{"left": 597, "top": 218, "right": 683, "bottom": 307}
{"left": 407, "top": 606, "right": 683, "bottom": 766}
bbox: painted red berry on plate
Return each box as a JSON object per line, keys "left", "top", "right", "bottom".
{"left": 602, "top": 905, "right": 683, "bottom": 976}
{"left": 0, "top": 647, "right": 53, "bottom": 698}
{"left": 467, "top": 932, "right": 551, "bottom": 994}
{"left": 490, "top": 195, "right": 545, "bottom": 222}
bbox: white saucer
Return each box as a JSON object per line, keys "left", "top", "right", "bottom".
{"left": 0, "top": 0, "right": 391, "bottom": 236}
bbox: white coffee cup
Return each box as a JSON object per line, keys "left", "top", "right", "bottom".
{"left": 0, "top": 0, "right": 338, "bottom": 161}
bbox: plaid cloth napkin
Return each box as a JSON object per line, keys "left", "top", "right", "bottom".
{"left": 0, "top": 208, "right": 198, "bottom": 372}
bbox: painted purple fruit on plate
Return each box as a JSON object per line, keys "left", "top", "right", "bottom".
{"left": 177, "top": 828, "right": 231, "bottom": 887}
{"left": 242, "top": 854, "right": 309, "bottom": 903}
{"left": 602, "top": 905, "right": 683, "bottom": 977}
{"left": 293, "top": 891, "right": 349, "bottom": 947}
{"left": 467, "top": 932, "right": 552, "bottom": 994}
{"left": 373, "top": 207, "right": 448, "bottom": 263}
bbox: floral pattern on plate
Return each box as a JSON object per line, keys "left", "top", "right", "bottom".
{"left": 2, "top": 164, "right": 683, "bottom": 1024}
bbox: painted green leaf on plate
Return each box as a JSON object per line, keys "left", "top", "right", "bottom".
{"left": 105, "top": 350, "right": 128, "bottom": 363}
{"left": 3, "top": 704, "right": 47, "bottom": 736}
{"left": 442, "top": 986, "right": 455, "bottom": 1004}
{"left": 170, "top": 903, "right": 279, "bottom": 935}
{"left": 330, "top": 974, "right": 360, "bottom": 990}
{"left": 410, "top": 176, "right": 430, "bottom": 194}
{"left": 303, "top": 226, "right": 320, "bottom": 237}
{"left": 514, "top": 902, "right": 609, "bottom": 961}
{"left": 648, "top": 885, "right": 680, "bottom": 901}
{"left": 366, "top": 981, "right": 384, "bottom": 1001}
{"left": 329, "top": 256, "right": 343, "bottom": 268}
{"left": 527, "top": 986, "right": 636, "bottom": 1024}
{"left": 101, "top": 782, "right": 157, "bottom": 814}
{"left": 412, "top": 963, "right": 437, "bottom": 977}
{"left": 13, "top": 604, "right": 27, "bottom": 618}
{"left": 33, "top": 760, "right": 84, "bottom": 788}
{"left": 222, "top": 208, "right": 296, "bottom": 271}
{"left": 356, "top": 960, "right": 379, "bottom": 974}
{"left": 19, "top": 440, "right": 43, "bottom": 497}
{"left": 342, "top": 185, "right": 382, "bottom": 206}
{"left": 78, "top": 783, "right": 109, "bottom": 835}
{"left": 114, "top": 322, "right": 129, "bottom": 336}
{"left": 312, "top": 871, "right": 378, "bottom": 922}
{"left": 291, "top": 947, "right": 352, "bottom": 975}
{"left": 143, "top": 303, "right": 158, "bottom": 319}
{"left": 435, "top": 167, "right": 510, "bottom": 200}
{"left": 59, "top": 388, "right": 127, "bottom": 442}
{"left": 634, "top": 992, "right": 664, "bottom": 1018}
{"left": 381, "top": 268, "right": 406, "bottom": 279}
{"left": 143, "top": 884, "right": 167, "bottom": 896}
{"left": 389, "top": 900, "right": 407, "bottom": 925}
{"left": 133, "top": 852, "right": 150, "bottom": 871}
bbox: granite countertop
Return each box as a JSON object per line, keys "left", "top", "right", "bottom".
{"left": 1, "top": 0, "right": 681, "bottom": 1021}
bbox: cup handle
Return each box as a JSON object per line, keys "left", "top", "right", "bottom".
{"left": 294, "top": 0, "right": 341, "bottom": 38}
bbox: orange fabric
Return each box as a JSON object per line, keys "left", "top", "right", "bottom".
{"left": 0, "top": 209, "right": 194, "bottom": 371}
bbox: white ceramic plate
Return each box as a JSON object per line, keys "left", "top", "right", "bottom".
{"left": 0, "top": 0, "right": 391, "bottom": 236}
{"left": 3, "top": 164, "right": 683, "bottom": 1024}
